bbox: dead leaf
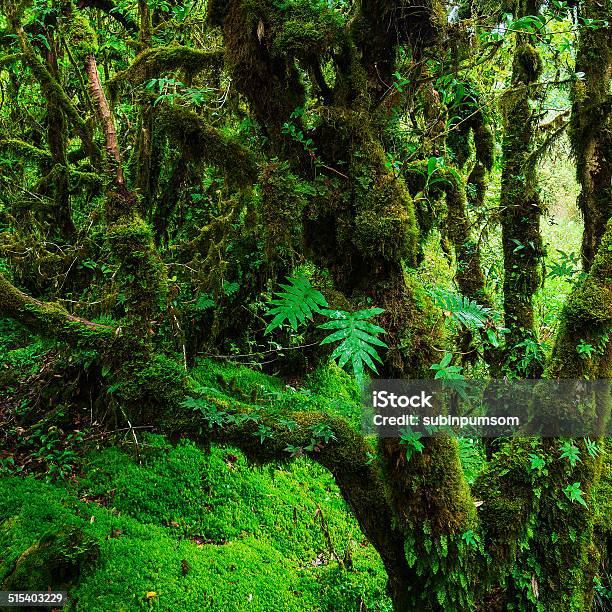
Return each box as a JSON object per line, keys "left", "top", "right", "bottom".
{"left": 257, "top": 20, "right": 265, "bottom": 42}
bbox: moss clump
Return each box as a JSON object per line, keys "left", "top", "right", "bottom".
{"left": 2, "top": 527, "right": 99, "bottom": 591}
{"left": 0, "top": 442, "right": 391, "bottom": 610}
{"left": 106, "top": 213, "right": 168, "bottom": 323}
{"left": 513, "top": 43, "right": 543, "bottom": 84}
{"left": 314, "top": 107, "right": 419, "bottom": 269}
{"left": 63, "top": 11, "right": 98, "bottom": 61}
{"left": 117, "top": 354, "right": 187, "bottom": 417}
{"left": 213, "top": 0, "right": 306, "bottom": 131}
{"left": 378, "top": 436, "right": 477, "bottom": 609}
{"left": 259, "top": 162, "right": 306, "bottom": 272}
{"left": 473, "top": 440, "right": 535, "bottom": 572}
{"left": 353, "top": 171, "right": 418, "bottom": 264}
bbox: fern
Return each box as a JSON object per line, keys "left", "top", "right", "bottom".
{"left": 318, "top": 308, "right": 387, "bottom": 385}
{"left": 265, "top": 276, "right": 328, "bottom": 334}
{"left": 428, "top": 289, "right": 492, "bottom": 329}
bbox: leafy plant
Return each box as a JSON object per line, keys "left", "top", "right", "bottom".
{"left": 310, "top": 423, "right": 336, "bottom": 444}
{"left": 559, "top": 441, "right": 581, "bottom": 468}
{"left": 584, "top": 438, "right": 600, "bottom": 458}
{"left": 254, "top": 424, "right": 273, "bottom": 443}
{"left": 577, "top": 339, "right": 595, "bottom": 358}
{"left": 461, "top": 529, "right": 480, "bottom": 548}
{"left": 563, "top": 482, "right": 588, "bottom": 508}
{"left": 458, "top": 438, "right": 484, "bottom": 485}
{"left": 430, "top": 352, "right": 464, "bottom": 380}
{"left": 528, "top": 453, "right": 547, "bottom": 475}
{"left": 264, "top": 276, "right": 328, "bottom": 333}
{"left": 318, "top": 308, "right": 388, "bottom": 385}
{"left": 181, "top": 397, "right": 227, "bottom": 428}
{"left": 399, "top": 428, "right": 424, "bottom": 461}
{"left": 428, "top": 289, "right": 493, "bottom": 330}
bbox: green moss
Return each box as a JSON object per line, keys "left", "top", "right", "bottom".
{"left": 353, "top": 171, "right": 418, "bottom": 263}
{"left": 109, "top": 46, "right": 223, "bottom": 93}
{"left": 0, "top": 272, "right": 115, "bottom": 349}
{"left": 63, "top": 11, "right": 98, "bottom": 61}
{"left": 117, "top": 354, "right": 187, "bottom": 416}
{"left": 214, "top": 0, "right": 306, "bottom": 131}
{"left": 156, "top": 106, "right": 258, "bottom": 187}
{"left": 259, "top": 162, "right": 306, "bottom": 272}
{"left": 0, "top": 442, "right": 390, "bottom": 610}
{"left": 106, "top": 213, "right": 169, "bottom": 323}
{"left": 513, "top": 43, "right": 543, "bottom": 84}
{"left": 2, "top": 526, "right": 99, "bottom": 591}
{"left": 17, "top": 32, "right": 94, "bottom": 156}
{"left": 314, "top": 107, "right": 419, "bottom": 268}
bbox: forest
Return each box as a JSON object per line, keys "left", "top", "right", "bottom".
{"left": 0, "top": 0, "right": 610, "bottom": 609}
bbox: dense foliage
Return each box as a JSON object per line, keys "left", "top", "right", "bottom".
{"left": 0, "top": 0, "right": 610, "bottom": 609}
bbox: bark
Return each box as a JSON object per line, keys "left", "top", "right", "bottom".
{"left": 84, "top": 54, "right": 124, "bottom": 186}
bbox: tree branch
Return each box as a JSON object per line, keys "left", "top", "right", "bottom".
{"left": 0, "top": 272, "right": 115, "bottom": 347}
{"left": 85, "top": 54, "right": 125, "bottom": 186}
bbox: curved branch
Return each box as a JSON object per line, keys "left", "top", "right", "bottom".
{"left": 156, "top": 105, "right": 259, "bottom": 187}
{"left": 108, "top": 46, "right": 224, "bottom": 91}
{"left": 0, "top": 272, "right": 115, "bottom": 347}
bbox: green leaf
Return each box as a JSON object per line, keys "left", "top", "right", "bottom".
{"left": 427, "top": 289, "right": 493, "bottom": 330}
{"left": 317, "top": 307, "right": 387, "bottom": 385}
{"left": 265, "top": 275, "right": 328, "bottom": 334}
{"left": 559, "top": 441, "right": 581, "bottom": 468}
{"left": 563, "top": 482, "right": 588, "bottom": 508}
{"left": 529, "top": 453, "right": 546, "bottom": 472}
{"left": 399, "top": 428, "right": 424, "bottom": 461}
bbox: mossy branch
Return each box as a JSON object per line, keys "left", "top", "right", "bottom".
{"left": 156, "top": 105, "right": 258, "bottom": 187}
{"left": 14, "top": 26, "right": 97, "bottom": 160}
{"left": 0, "top": 271, "right": 115, "bottom": 347}
{"left": 108, "top": 46, "right": 224, "bottom": 91}
{"left": 0, "top": 138, "right": 51, "bottom": 161}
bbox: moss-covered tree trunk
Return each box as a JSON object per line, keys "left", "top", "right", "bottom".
{"left": 571, "top": 0, "right": 611, "bottom": 271}
{"left": 530, "top": 221, "right": 612, "bottom": 609}
{"left": 499, "top": 30, "right": 545, "bottom": 376}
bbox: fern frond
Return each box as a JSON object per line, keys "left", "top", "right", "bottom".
{"left": 428, "top": 289, "right": 491, "bottom": 329}
{"left": 265, "top": 276, "right": 328, "bottom": 334}
{"left": 318, "top": 307, "right": 387, "bottom": 384}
